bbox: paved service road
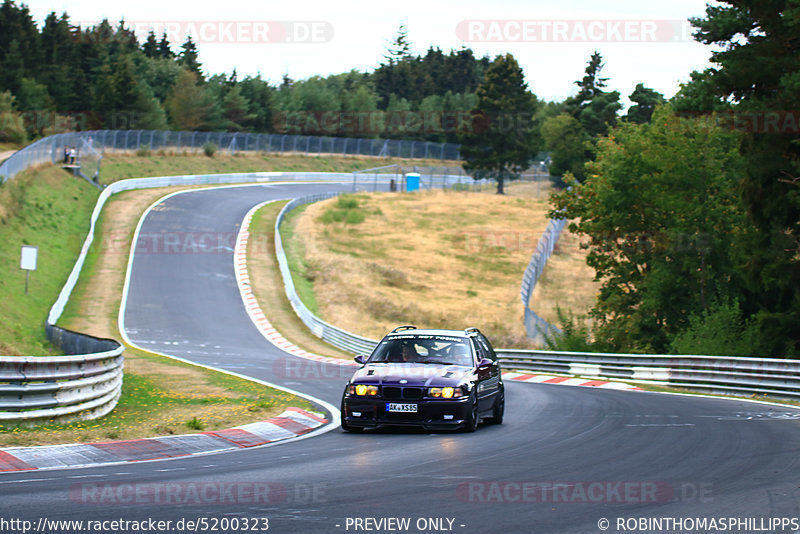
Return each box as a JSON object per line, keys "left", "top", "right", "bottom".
{"left": 2, "top": 182, "right": 800, "bottom": 534}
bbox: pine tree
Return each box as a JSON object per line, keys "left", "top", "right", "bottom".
{"left": 459, "top": 53, "right": 539, "bottom": 194}
{"left": 178, "top": 36, "right": 202, "bottom": 80}
{"left": 158, "top": 31, "right": 174, "bottom": 59}
{"left": 564, "top": 51, "right": 608, "bottom": 117}
{"left": 143, "top": 30, "right": 159, "bottom": 58}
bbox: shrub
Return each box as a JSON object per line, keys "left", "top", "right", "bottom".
{"left": 669, "top": 301, "right": 762, "bottom": 356}
{"left": 185, "top": 416, "right": 205, "bottom": 430}
{"left": 203, "top": 142, "right": 218, "bottom": 157}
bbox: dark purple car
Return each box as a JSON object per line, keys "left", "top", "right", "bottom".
{"left": 340, "top": 326, "right": 504, "bottom": 432}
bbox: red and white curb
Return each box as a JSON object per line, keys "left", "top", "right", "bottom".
{"left": 0, "top": 408, "right": 327, "bottom": 473}
{"left": 503, "top": 371, "right": 643, "bottom": 391}
{"left": 235, "top": 202, "right": 357, "bottom": 368}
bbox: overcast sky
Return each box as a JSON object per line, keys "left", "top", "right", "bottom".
{"left": 22, "top": 0, "right": 719, "bottom": 105}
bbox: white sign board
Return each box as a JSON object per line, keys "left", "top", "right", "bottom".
{"left": 20, "top": 245, "right": 38, "bottom": 271}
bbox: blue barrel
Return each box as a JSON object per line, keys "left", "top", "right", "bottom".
{"left": 406, "top": 173, "right": 420, "bottom": 192}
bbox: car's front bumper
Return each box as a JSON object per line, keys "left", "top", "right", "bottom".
{"left": 342, "top": 396, "right": 471, "bottom": 430}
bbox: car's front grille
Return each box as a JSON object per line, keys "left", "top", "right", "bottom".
{"left": 403, "top": 387, "right": 423, "bottom": 400}
{"left": 381, "top": 386, "right": 423, "bottom": 400}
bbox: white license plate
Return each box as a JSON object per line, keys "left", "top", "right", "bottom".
{"left": 386, "top": 403, "right": 418, "bottom": 413}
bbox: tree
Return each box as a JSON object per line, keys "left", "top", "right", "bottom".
{"left": 157, "top": 31, "right": 174, "bottom": 59}
{"left": 221, "top": 85, "right": 255, "bottom": 131}
{"left": 178, "top": 36, "right": 202, "bottom": 79}
{"left": 383, "top": 24, "right": 412, "bottom": 65}
{"left": 39, "top": 12, "right": 79, "bottom": 110}
{"left": 578, "top": 90, "right": 621, "bottom": 137}
{"left": 459, "top": 53, "right": 539, "bottom": 194}
{"left": 540, "top": 113, "right": 587, "bottom": 180}
{"left": 142, "top": 30, "right": 159, "bottom": 58}
{"left": 164, "top": 70, "right": 214, "bottom": 130}
{"left": 684, "top": 0, "right": 800, "bottom": 355}
{"left": 625, "top": 84, "right": 665, "bottom": 124}
{"left": 564, "top": 51, "right": 608, "bottom": 118}
{"left": 0, "top": 90, "right": 27, "bottom": 143}
{"left": 549, "top": 107, "right": 751, "bottom": 352}
{"left": 238, "top": 75, "right": 276, "bottom": 132}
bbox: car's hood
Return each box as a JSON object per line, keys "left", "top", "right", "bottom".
{"left": 350, "top": 363, "right": 473, "bottom": 387}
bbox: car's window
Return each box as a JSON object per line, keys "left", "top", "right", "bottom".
{"left": 471, "top": 337, "right": 488, "bottom": 362}
{"left": 369, "top": 335, "right": 473, "bottom": 366}
{"left": 478, "top": 334, "right": 497, "bottom": 362}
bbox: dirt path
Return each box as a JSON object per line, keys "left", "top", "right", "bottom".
{"left": 0, "top": 150, "right": 16, "bottom": 164}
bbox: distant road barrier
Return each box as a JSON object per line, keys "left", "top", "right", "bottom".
{"left": 496, "top": 349, "right": 800, "bottom": 399}
{"left": 0, "top": 129, "right": 462, "bottom": 184}
{"left": 520, "top": 218, "right": 567, "bottom": 341}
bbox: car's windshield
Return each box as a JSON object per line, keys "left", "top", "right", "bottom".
{"left": 368, "top": 335, "right": 473, "bottom": 366}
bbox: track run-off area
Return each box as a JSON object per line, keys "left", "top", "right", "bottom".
{"left": 2, "top": 182, "right": 799, "bottom": 534}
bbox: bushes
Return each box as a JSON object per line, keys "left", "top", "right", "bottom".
{"left": 669, "top": 301, "right": 763, "bottom": 357}
{"left": 203, "top": 142, "right": 218, "bottom": 157}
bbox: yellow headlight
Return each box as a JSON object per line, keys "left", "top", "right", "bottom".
{"left": 352, "top": 384, "right": 378, "bottom": 396}
{"left": 429, "top": 387, "right": 457, "bottom": 398}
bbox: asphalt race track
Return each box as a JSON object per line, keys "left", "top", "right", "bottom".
{"left": 2, "top": 182, "right": 800, "bottom": 534}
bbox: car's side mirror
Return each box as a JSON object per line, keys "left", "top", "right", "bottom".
{"left": 477, "top": 358, "right": 493, "bottom": 371}
{"left": 354, "top": 355, "right": 368, "bottom": 365}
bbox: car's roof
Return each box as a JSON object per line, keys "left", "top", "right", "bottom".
{"left": 385, "top": 329, "right": 471, "bottom": 338}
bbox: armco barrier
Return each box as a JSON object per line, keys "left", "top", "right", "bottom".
{"left": 496, "top": 349, "right": 800, "bottom": 398}
{"left": 275, "top": 194, "right": 381, "bottom": 356}
{"left": 0, "top": 326, "right": 124, "bottom": 423}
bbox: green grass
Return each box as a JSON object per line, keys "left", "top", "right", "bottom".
{"left": 98, "top": 153, "right": 457, "bottom": 185}
{"left": 0, "top": 363, "right": 313, "bottom": 445}
{"left": 318, "top": 194, "right": 369, "bottom": 225}
{"left": 280, "top": 205, "right": 320, "bottom": 315}
{"left": 0, "top": 166, "right": 99, "bottom": 355}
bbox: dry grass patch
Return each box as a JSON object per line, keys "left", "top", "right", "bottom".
{"left": 292, "top": 188, "right": 559, "bottom": 348}
{"left": 528, "top": 227, "right": 600, "bottom": 326}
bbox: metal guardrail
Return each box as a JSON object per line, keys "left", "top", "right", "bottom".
{"left": 0, "top": 326, "right": 124, "bottom": 422}
{"left": 275, "top": 194, "right": 381, "bottom": 356}
{"left": 496, "top": 349, "right": 800, "bottom": 398}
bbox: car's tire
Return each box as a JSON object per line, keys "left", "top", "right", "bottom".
{"left": 341, "top": 420, "right": 363, "bottom": 433}
{"left": 491, "top": 390, "right": 504, "bottom": 425}
{"left": 463, "top": 393, "right": 479, "bottom": 432}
